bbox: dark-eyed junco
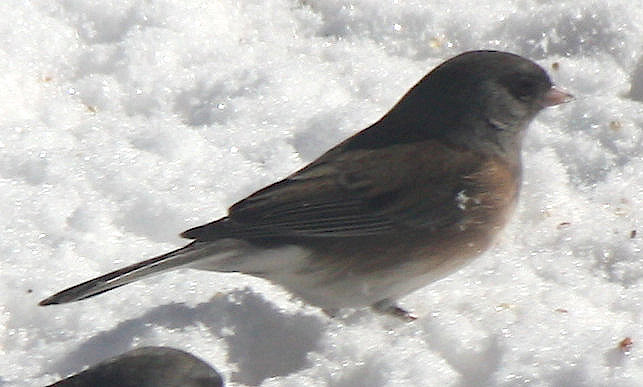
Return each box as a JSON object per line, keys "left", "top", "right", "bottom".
{"left": 50, "top": 347, "right": 223, "bottom": 387}
{"left": 40, "top": 51, "right": 572, "bottom": 320}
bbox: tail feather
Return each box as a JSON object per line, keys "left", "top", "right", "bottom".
{"left": 39, "top": 242, "right": 212, "bottom": 306}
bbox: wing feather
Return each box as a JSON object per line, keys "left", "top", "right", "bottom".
{"left": 181, "top": 141, "right": 482, "bottom": 241}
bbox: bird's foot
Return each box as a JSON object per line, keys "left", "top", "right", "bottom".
{"left": 323, "top": 308, "right": 339, "bottom": 318}
{"left": 372, "top": 300, "right": 417, "bottom": 321}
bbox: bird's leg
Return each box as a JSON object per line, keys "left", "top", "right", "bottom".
{"left": 323, "top": 308, "right": 339, "bottom": 318}
{"left": 372, "top": 299, "right": 417, "bottom": 321}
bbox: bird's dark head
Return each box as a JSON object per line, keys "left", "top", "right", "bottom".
{"left": 350, "top": 51, "right": 572, "bottom": 158}
{"left": 440, "top": 51, "right": 569, "bottom": 133}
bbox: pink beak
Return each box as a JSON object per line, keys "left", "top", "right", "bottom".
{"left": 541, "top": 86, "right": 574, "bottom": 107}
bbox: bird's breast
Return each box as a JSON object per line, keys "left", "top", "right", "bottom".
{"left": 407, "top": 156, "right": 521, "bottom": 271}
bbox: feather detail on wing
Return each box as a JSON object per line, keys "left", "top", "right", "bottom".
{"left": 181, "top": 141, "right": 485, "bottom": 241}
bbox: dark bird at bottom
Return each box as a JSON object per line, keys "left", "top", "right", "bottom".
{"left": 40, "top": 51, "right": 573, "bottom": 320}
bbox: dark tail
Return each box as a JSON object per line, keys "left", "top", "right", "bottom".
{"left": 39, "top": 242, "right": 212, "bottom": 305}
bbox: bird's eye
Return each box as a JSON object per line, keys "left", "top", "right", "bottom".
{"left": 511, "top": 78, "right": 539, "bottom": 101}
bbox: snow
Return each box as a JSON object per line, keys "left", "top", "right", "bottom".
{"left": 1, "top": 0, "right": 642, "bottom": 385}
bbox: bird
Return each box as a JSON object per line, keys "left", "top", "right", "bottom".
{"left": 50, "top": 346, "right": 223, "bottom": 387}
{"left": 39, "top": 50, "right": 573, "bottom": 320}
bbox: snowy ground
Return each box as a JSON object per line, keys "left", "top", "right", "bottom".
{"left": 2, "top": 1, "right": 643, "bottom": 386}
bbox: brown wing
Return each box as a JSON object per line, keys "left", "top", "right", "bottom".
{"left": 181, "top": 140, "right": 486, "bottom": 240}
